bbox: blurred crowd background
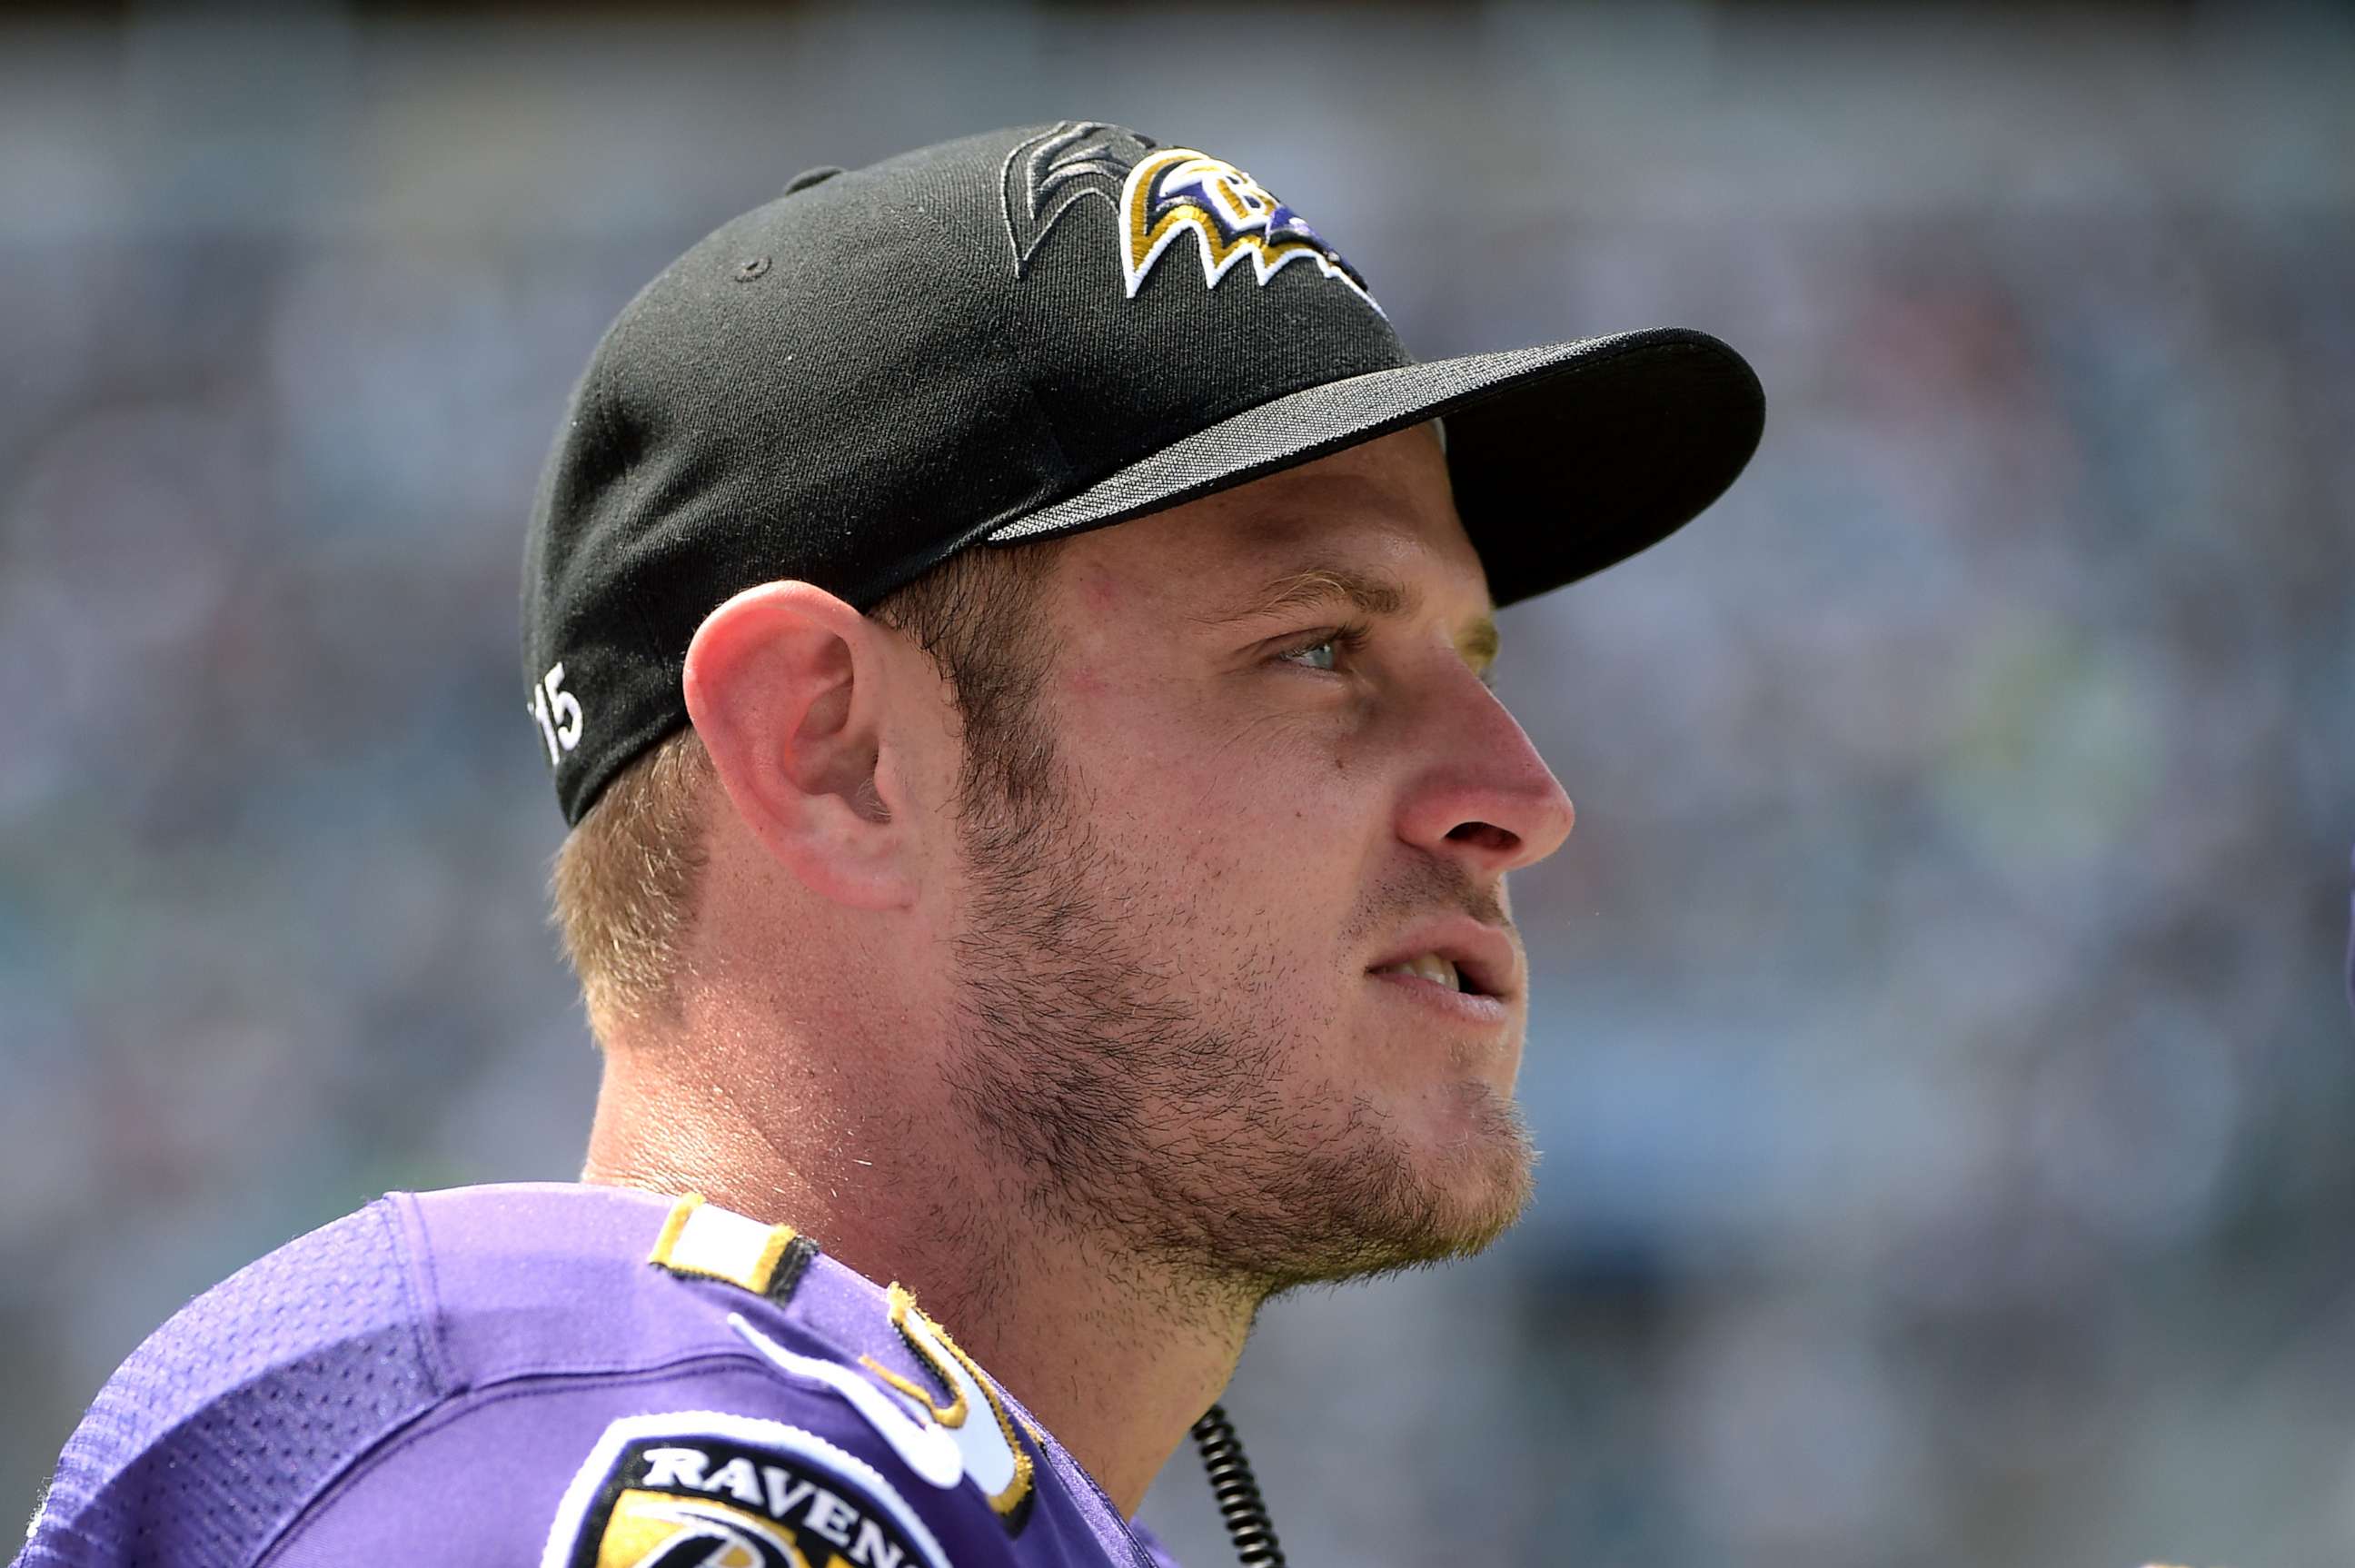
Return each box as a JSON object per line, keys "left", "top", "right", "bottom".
{"left": 4, "top": 4, "right": 2351, "bottom": 1564}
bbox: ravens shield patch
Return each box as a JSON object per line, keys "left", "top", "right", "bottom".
{"left": 543, "top": 1412, "right": 950, "bottom": 1568}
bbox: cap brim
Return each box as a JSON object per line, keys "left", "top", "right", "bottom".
{"left": 985, "top": 325, "right": 1764, "bottom": 608}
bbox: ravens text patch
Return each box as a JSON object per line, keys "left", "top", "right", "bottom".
{"left": 543, "top": 1412, "right": 950, "bottom": 1568}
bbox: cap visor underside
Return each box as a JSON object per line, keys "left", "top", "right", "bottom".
{"left": 984, "top": 325, "right": 1764, "bottom": 608}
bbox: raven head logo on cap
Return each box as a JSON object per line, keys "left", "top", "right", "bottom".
{"left": 1000, "top": 120, "right": 1379, "bottom": 313}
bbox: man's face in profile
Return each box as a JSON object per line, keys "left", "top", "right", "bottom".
{"left": 940, "top": 425, "right": 1577, "bottom": 1293}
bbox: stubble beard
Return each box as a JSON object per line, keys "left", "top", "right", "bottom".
{"left": 940, "top": 746, "right": 1536, "bottom": 1305}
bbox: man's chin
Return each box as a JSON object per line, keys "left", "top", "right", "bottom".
{"left": 1378, "top": 1117, "right": 1539, "bottom": 1265}
{"left": 1232, "top": 1091, "right": 1538, "bottom": 1294}
{"left": 1391, "top": 1079, "right": 1539, "bottom": 1249}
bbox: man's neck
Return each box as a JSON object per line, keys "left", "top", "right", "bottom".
{"left": 582, "top": 1063, "right": 1257, "bottom": 1516}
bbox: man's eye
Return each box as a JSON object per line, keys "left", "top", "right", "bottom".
{"left": 1276, "top": 625, "right": 1366, "bottom": 673}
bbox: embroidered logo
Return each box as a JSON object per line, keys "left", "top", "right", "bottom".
{"left": 1118, "top": 147, "right": 1376, "bottom": 309}
{"left": 1001, "top": 121, "right": 1149, "bottom": 276}
{"left": 999, "top": 120, "right": 1378, "bottom": 313}
{"left": 542, "top": 1412, "right": 951, "bottom": 1568}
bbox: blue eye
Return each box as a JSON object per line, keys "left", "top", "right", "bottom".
{"left": 1275, "top": 623, "right": 1500, "bottom": 689}
{"left": 1277, "top": 624, "right": 1366, "bottom": 672}
{"left": 1283, "top": 638, "right": 1342, "bottom": 671}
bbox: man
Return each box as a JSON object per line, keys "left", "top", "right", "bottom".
{"left": 20, "top": 122, "right": 1761, "bottom": 1566}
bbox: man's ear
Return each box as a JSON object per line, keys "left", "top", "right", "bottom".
{"left": 682, "top": 581, "right": 919, "bottom": 911}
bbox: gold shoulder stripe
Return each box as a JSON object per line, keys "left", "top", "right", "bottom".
{"left": 860, "top": 1284, "right": 969, "bottom": 1430}
{"left": 857, "top": 1285, "right": 1036, "bottom": 1523}
{"left": 647, "top": 1193, "right": 807, "bottom": 1300}
{"left": 924, "top": 1309, "right": 1036, "bottom": 1519}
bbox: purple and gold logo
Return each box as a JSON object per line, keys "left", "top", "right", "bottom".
{"left": 1000, "top": 121, "right": 1379, "bottom": 313}
{"left": 546, "top": 1416, "right": 947, "bottom": 1568}
{"left": 1118, "top": 147, "right": 1376, "bottom": 308}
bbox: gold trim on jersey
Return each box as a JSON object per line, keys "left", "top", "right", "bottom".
{"left": 860, "top": 1285, "right": 1035, "bottom": 1519}
{"left": 647, "top": 1193, "right": 800, "bottom": 1297}
{"left": 860, "top": 1285, "right": 970, "bottom": 1430}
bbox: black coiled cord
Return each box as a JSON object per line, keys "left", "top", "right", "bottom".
{"left": 1190, "top": 1402, "right": 1287, "bottom": 1568}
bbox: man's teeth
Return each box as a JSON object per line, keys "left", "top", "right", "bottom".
{"left": 1375, "top": 954, "right": 1462, "bottom": 990}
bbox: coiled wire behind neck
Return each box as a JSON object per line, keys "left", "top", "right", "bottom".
{"left": 1189, "top": 1403, "right": 1287, "bottom": 1568}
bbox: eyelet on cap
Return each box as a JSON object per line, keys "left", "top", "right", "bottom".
{"left": 784, "top": 165, "right": 844, "bottom": 194}
{"left": 734, "top": 256, "right": 770, "bottom": 282}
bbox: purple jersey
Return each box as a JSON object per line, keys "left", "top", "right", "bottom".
{"left": 18, "top": 1184, "right": 1187, "bottom": 1568}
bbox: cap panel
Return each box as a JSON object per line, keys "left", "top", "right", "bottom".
{"left": 524, "top": 153, "right": 1080, "bottom": 824}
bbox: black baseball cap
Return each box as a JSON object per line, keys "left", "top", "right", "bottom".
{"left": 522, "top": 120, "right": 1764, "bottom": 826}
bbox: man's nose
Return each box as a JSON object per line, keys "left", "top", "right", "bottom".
{"left": 1393, "top": 670, "right": 1575, "bottom": 876}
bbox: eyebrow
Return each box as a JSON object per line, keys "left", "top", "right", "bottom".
{"left": 1199, "top": 561, "right": 1502, "bottom": 674}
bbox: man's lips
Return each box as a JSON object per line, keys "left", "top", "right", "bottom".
{"left": 1365, "top": 916, "right": 1520, "bottom": 1000}
{"left": 1366, "top": 967, "right": 1511, "bottom": 1026}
